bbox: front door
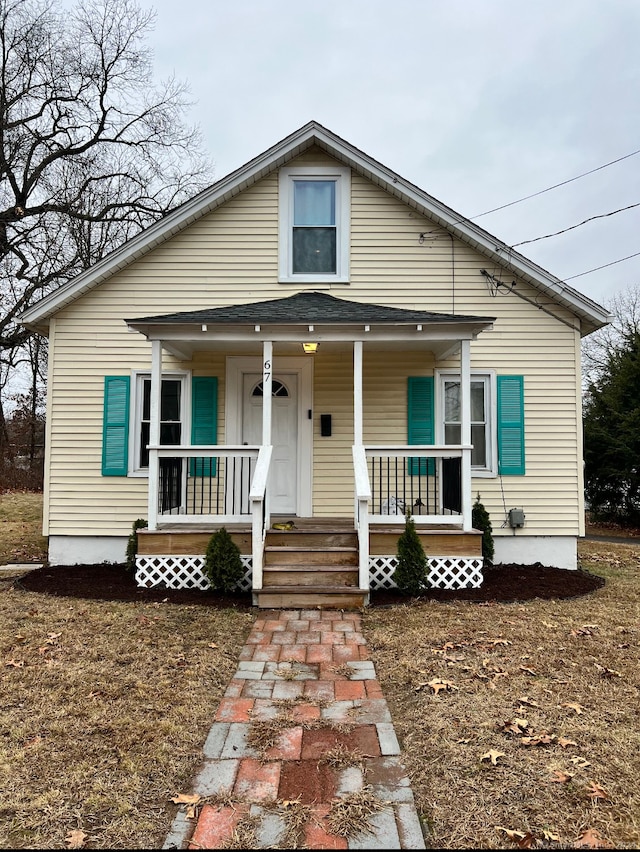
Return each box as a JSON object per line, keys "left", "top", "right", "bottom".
{"left": 242, "top": 373, "right": 298, "bottom": 514}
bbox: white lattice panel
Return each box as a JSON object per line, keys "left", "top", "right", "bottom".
{"left": 428, "top": 557, "right": 484, "bottom": 589}
{"left": 369, "top": 556, "right": 484, "bottom": 590}
{"left": 135, "top": 555, "right": 252, "bottom": 592}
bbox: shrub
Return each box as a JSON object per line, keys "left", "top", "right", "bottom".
{"left": 204, "top": 527, "right": 244, "bottom": 593}
{"left": 392, "top": 508, "right": 428, "bottom": 595}
{"left": 125, "top": 518, "right": 148, "bottom": 572}
{"left": 472, "top": 493, "right": 494, "bottom": 564}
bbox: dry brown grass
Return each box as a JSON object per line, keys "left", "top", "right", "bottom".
{"left": 0, "top": 490, "right": 47, "bottom": 564}
{"left": 0, "top": 581, "right": 253, "bottom": 848}
{"left": 364, "top": 539, "right": 640, "bottom": 849}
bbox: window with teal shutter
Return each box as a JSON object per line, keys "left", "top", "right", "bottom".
{"left": 407, "top": 376, "right": 435, "bottom": 475}
{"left": 102, "top": 376, "right": 130, "bottom": 476}
{"left": 497, "top": 375, "right": 525, "bottom": 475}
{"left": 190, "top": 377, "right": 218, "bottom": 476}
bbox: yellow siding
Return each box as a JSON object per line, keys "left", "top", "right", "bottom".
{"left": 45, "top": 150, "right": 584, "bottom": 538}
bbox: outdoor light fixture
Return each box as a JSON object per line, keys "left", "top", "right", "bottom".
{"left": 302, "top": 342, "right": 318, "bottom": 354}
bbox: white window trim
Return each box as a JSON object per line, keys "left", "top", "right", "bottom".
{"left": 435, "top": 370, "right": 497, "bottom": 477}
{"left": 278, "top": 165, "right": 351, "bottom": 284}
{"left": 128, "top": 370, "right": 191, "bottom": 477}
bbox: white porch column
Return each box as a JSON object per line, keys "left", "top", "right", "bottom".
{"left": 147, "top": 340, "right": 162, "bottom": 531}
{"left": 262, "top": 340, "right": 273, "bottom": 445}
{"left": 460, "top": 338, "right": 472, "bottom": 531}
{"left": 353, "top": 341, "right": 363, "bottom": 445}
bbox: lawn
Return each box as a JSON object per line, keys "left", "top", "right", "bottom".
{"left": 1, "top": 492, "right": 638, "bottom": 848}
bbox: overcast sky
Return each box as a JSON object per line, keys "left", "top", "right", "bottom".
{"left": 145, "top": 0, "right": 639, "bottom": 311}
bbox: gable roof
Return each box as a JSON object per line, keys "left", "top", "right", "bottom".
{"left": 20, "top": 120, "right": 609, "bottom": 336}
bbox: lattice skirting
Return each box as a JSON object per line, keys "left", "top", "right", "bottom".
{"left": 135, "top": 555, "right": 253, "bottom": 593}
{"left": 369, "top": 555, "right": 484, "bottom": 590}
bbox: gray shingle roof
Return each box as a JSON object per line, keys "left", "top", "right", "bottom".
{"left": 126, "top": 291, "right": 495, "bottom": 326}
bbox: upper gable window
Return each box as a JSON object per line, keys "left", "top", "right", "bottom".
{"left": 279, "top": 166, "right": 350, "bottom": 283}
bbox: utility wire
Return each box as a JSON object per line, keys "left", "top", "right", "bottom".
{"left": 470, "top": 147, "right": 640, "bottom": 220}
{"left": 510, "top": 202, "right": 640, "bottom": 248}
{"left": 563, "top": 251, "right": 640, "bottom": 281}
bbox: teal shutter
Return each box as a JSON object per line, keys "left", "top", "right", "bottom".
{"left": 190, "top": 377, "right": 218, "bottom": 476}
{"left": 407, "top": 376, "right": 435, "bottom": 475}
{"left": 497, "top": 375, "right": 525, "bottom": 475}
{"left": 102, "top": 376, "right": 130, "bottom": 476}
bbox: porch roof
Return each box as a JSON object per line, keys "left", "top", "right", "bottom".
{"left": 126, "top": 291, "right": 495, "bottom": 327}
{"left": 125, "top": 292, "right": 495, "bottom": 360}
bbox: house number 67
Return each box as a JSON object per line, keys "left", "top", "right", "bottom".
{"left": 263, "top": 359, "right": 271, "bottom": 383}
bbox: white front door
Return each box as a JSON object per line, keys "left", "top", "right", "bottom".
{"left": 242, "top": 373, "right": 298, "bottom": 514}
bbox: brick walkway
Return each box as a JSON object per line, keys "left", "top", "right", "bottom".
{"left": 163, "top": 609, "right": 426, "bottom": 849}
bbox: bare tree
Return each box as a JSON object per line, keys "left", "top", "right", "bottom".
{"left": 582, "top": 285, "right": 640, "bottom": 392}
{"left": 0, "top": 0, "right": 212, "bottom": 468}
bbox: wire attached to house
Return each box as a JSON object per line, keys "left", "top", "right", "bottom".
{"left": 470, "top": 147, "right": 640, "bottom": 221}
{"left": 509, "top": 202, "right": 640, "bottom": 248}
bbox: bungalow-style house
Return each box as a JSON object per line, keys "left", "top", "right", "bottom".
{"left": 21, "top": 121, "right": 609, "bottom": 607}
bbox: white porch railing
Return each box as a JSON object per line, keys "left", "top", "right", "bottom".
{"left": 147, "top": 443, "right": 272, "bottom": 590}
{"left": 352, "top": 445, "right": 372, "bottom": 592}
{"left": 356, "top": 444, "right": 473, "bottom": 530}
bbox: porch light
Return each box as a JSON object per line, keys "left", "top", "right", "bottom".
{"left": 302, "top": 342, "right": 318, "bottom": 354}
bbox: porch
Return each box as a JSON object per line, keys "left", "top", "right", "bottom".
{"left": 126, "top": 292, "right": 493, "bottom": 606}
{"left": 134, "top": 445, "right": 484, "bottom": 607}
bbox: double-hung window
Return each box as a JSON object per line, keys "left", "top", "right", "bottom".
{"left": 279, "top": 166, "right": 350, "bottom": 283}
{"left": 438, "top": 372, "right": 496, "bottom": 475}
{"left": 131, "top": 373, "right": 187, "bottom": 473}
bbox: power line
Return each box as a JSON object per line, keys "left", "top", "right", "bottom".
{"left": 470, "top": 147, "right": 640, "bottom": 220}
{"left": 511, "top": 202, "right": 640, "bottom": 248}
{"left": 563, "top": 251, "right": 640, "bottom": 281}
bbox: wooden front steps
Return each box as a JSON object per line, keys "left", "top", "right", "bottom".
{"left": 257, "top": 526, "right": 367, "bottom": 610}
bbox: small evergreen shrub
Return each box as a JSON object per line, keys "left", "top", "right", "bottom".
{"left": 125, "top": 518, "right": 148, "bottom": 572}
{"left": 392, "top": 508, "right": 428, "bottom": 595}
{"left": 204, "top": 527, "right": 244, "bottom": 593}
{"left": 472, "top": 493, "right": 494, "bottom": 564}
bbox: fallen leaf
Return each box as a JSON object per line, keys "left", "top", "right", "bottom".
{"left": 490, "top": 638, "right": 512, "bottom": 646}
{"left": 570, "top": 756, "right": 591, "bottom": 768}
{"left": 496, "top": 826, "right": 536, "bottom": 846}
{"left": 517, "top": 696, "right": 540, "bottom": 708}
{"left": 455, "top": 737, "right": 472, "bottom": 744}
{"left": 594, "top": 664, "right": 622, "bottom": 679}
{"left": 170, "top": 793, "right": 201, "bottom": 805}
{"left": 481, "top": 749, "right": 506, "bottom": 765}
{"left": 207, "top": 642, "right": 219, "bottom": 649}
{"left": 561, "top": 702, "right": 584, "bottom": 714}
{"left": 170, "top": 792, "right": 201, "bottom": 820}
{"left": 586, "top": 781, "right": 609, "bottom": 801}
{"left": 574, "top": 828, "right": 613, "bottom": 848}
{"left": 550, "top": 769, "right": 574, "bottom": 783}
{"left": 46, "top": 632, "right": 62, "bottom": 644}
{"left": 65, "top": 830, "right": 87, "bottom": 849}
{"left": 520, "top": 666, "right": 538, "bottom": 676}
{"left": 496, "top": 826, "right": 527, "bottom": 841}
{"left": 5, "top": 659, "right": 24, "bottom": 668}
{"left": 426, "top": 678, "right": 458, "bottom": 694}
{"left": 542, "top": 829, "right": 560, "bottom": 841}
{"left": 557, "top": 737, "right": 577, "bottom": 749}
{"left": 501, "top": 718, "right": 530, "bottom": 734}
{"left": 521, "top": 733, "right": 555, "bottom": 746}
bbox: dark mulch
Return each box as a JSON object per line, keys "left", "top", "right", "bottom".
{"left": 15, "top": 561, "right": 604, "bottom": 607}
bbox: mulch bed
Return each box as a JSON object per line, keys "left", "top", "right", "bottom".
{"left": 16, "top": 561, "right": 604, "bottom": 607}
